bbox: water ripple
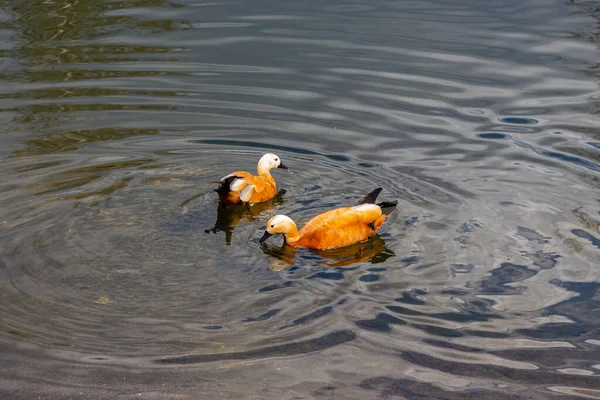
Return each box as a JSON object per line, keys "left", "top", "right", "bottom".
{"left": 1, "top": 0, "right": 600, "bottom": 398}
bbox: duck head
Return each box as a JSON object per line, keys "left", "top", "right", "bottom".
{"left": 257, "top": 153, "right": 288, "bottom": 174}
{"left": 260, "top": 215, "right": 297, "bottom": 243}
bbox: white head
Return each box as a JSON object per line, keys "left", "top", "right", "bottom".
{"left": 259, "top": 215, "right": 296, "bottom": 243}
{"left": 257, "top": 153, "right": 287, "bottom": 173}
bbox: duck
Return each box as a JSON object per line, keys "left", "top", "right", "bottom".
{"left": 213, "top": 153, "right": 288, "bottom": 206}
{"left": 259, "top": 188, "right": 397, "bottom": 250}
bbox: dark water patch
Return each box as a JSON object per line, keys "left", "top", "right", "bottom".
{"left": 358, "top": 162, "right": 376, "bottom": 168}
{"left": 359, "top": 274, "right": 380, "bottom": 282}
{"left": 469, "top": 298, "right": 498, "bottom": 312}
{"left": 401, "top": 351, "right": 600, "bottom": 386}
{"left": 325, "top": 154, "right": 350, "bottom": 162}
{"left": 451, "top": 263, "right": 475, "bottom": 275}
{"left": 355, "top": 313, "right": 406, "bottom": 332}
{"left": 516, "top": 323, "right": 587, "bottom": 340}
{"left": 441, "top": 289, "right": 469, "bottom": 296}
{"left": 424, "top": 221, "right": 446, "bottom": 230}
{"left": 155, "top": 330, "right": 356, "bottom": 364}
{"left": 359, "top": 376, "right": 532, "bottom": 400}
{"left": 429, "top": 310, "right": 500, "bottom": 323}
{"left": 259, "top": 281, "right": 296, "bottom": 293}
{"left": 477, "top": 263, "right": 537, "bottom": 295}
{"left": 541, "top": 150, "right": 600, "bottom": 173}
{"left": 386, "top": 305, "right": 423, "bottom": 316}
{"left": 395, "top": 289, "right": 427, "bottom": 305}
{"left": 281, "top": 306, "right": 333, "bottom": 329}
{"left": 549, "top": 281, "right": 600, "bottom": 305}
{"left": 404, "top": 216, "right": 418, "bottom": 226}
{"left": 546, "top": 281, "right": 600, "bottom": 329}
{"left": 517, "top": 227, "right": 550, "bottom": 244}
{"left": 400, "top": 256, "right": 419, "bottom": 266}
{"left": 572, "top": 229, "right": 600, "bottom": 249}
{"left": 492, "top": 347, "right": 600, "bottom": 368}
{"left": 308, "top": 271, "right": 344, "bottom": 280}
{"left": 203, "top": 325, "right": 222, "bottom": 330}
{"left": 422, "top": 339, "right": 483, "bottom": 353}
{"left": 410, "top": 323, "right": 464, "bottom": 338}
{"left": 509, "top": 138, "right": 600, "bottom": 173}
{"left": 500, "top": 117, "right": 539, "bottom": 125}
{"left": 463, "top": 329, "right": 511, "bottom": 339}
{"left": 90, "top": 356, "right": 110, "bottom": 361}
{"left": 458, "top": 222, "right": 481, "bottom": 233}
{"left": 312, "top": 385, "right": 337, "bottom": 397}
{"left": 528, "top": 250, "right": 561, "bottom": 269}
{"left": 242, "top": 309, "right": 281, "bottom": 323}
{"left": 479, "top": 132, "right": 509, "bottom": 140}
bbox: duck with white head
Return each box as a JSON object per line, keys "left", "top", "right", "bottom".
{"left": 260, "top": 188, "right": 397, "bottom": 250}
{"left": 213, "top": 153, "right": 288, "bottom": 206}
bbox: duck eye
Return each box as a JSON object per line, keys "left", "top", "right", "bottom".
{"left": 274, "top": 158, "right": 278, "bottom": 162}
{"left": 270, "top": 224, "right": 274, "bottom": 228}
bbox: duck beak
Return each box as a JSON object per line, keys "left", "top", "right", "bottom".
{"left": 277, "top": 162, "right": 289, "bottom": 170}
{"left": 259, "top": 231, "right": 273, "bottom": 243}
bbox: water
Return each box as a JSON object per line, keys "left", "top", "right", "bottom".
{"left": 1, "top": 0, "right": 600, "bottom": 398}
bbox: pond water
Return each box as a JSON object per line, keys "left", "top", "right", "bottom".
{"left": 1, "top": 0, "right": 600, "bottom": 398}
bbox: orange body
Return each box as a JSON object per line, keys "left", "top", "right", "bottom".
{"left": 261, "top": 188, "right": 396, "bottom": 251}
{"left": 219, "top": 171, "right": 277, "bottom": 205}
{"left": 286, "top": 204, "right": 388, "bottom": 250}
{"left": 215, "top": 153, "right": 287, "bottom": 206}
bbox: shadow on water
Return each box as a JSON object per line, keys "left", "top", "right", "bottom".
{"left": 203, "top": 189, "right": 287, "bottom": 245}
{"left": 260, "top": 235, "right": 395, "bottom": 270}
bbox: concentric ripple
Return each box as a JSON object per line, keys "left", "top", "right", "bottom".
{"left": 1, "top": 0, "right": 600, "bottom": 398}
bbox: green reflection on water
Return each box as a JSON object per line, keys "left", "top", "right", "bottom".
{"left": 3, "top": 0, "right": 184, "bottom": 156}
{"left": 12, "top": 128, "right": 160, "bottom": 156}
{"left": 32, "top": 159, "right": 154, "bottom": 197}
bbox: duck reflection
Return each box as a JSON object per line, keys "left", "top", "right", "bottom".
{"left": 260, "top": 235, "right": 395, "bottom": 271}
{"left": 205, "top": 189, "right": 286, "bottom": 245}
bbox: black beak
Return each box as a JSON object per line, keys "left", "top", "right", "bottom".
{"left": 259, "top": 231, "right": 273, "bottom": 243}
{"left": 277, "top": 162, "right": 288, "bottom": 170}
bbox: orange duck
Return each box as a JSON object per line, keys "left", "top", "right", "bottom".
{"left": 213, "top": 153, "right": 288, "bottom": 206}
{"left": 259, "top": 188, "right": 397, "bottom": 250}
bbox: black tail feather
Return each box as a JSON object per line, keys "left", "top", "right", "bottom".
{"left": 377, "top": 201, "right": 397, "bottom": 215}
{"left": 214, "top": 175, "right": 240, "bottom": 194}
{"left": 355, "top": 188, "right": 383, "bottom": 205}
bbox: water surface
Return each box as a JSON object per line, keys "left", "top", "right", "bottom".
{"left": 1, "top": 0, "right": 600, "bottom": 398}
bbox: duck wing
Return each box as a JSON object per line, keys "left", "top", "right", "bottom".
{"left": 238, "top": 175, "right": 276, "bottom": 203}
{"left": 297, "top": 204, "right": 383, "bottom": 249}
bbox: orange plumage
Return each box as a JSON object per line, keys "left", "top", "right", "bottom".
{"left": 213, "top": 153, "right": 288, "bottom": 206}
{"left": 260, "top": 188, "right": 397, "bottom": 250}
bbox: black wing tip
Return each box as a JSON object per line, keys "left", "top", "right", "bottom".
{"left": 355, "top": 188, "right": 383, "bottom": 205}
{"left": 214, "top": 175, "right": 242, "bottom": 194}
{"left": 377, "top": 201, "right": 398, "bottom": 215}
